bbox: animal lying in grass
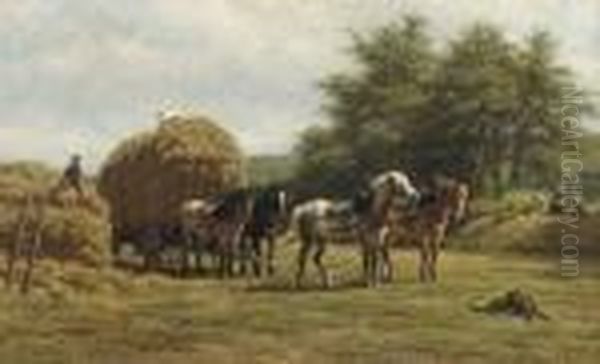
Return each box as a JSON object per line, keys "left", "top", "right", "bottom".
{"left": 470, "top": 288, "right": 551, "bottom": 321}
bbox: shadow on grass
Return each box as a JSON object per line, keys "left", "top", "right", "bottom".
{"left": 245, "top": 277, "right": 369, "bottom": 294}
{"left": 111, "top": 259, "right": 230, "bottom": 280}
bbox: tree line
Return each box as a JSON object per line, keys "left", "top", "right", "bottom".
{"left": 294, "top": 15, "right": 594, "bottom": 197}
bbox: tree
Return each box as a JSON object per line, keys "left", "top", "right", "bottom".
{"left": 295, "top": 17, "right": 590, "bottom": 197}
{"left": 415, "top": 23, "right": 522, "bottom": 194}
{"left": 297, "top": 15, "right": 436, "bottom": 196}
{"left": 509, "top": 31, "right": 573, "bottom": 189}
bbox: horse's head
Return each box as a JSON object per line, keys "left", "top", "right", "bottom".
{"left": 440, "top": 180, "right": 470, "bottom": 225}
{"left": 370, "top": 170, "right": 421, "bottom": 210}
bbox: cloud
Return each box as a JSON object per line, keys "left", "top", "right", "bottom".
{"left": 1, "top": 0, "right": 598, "bottom": 170}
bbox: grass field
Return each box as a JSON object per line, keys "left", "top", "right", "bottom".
{"left": 0, "top": 245, "right": 597, "bottom": 364}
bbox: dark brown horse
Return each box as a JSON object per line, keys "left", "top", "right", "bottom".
{"left": 383, "top": 179, "right": 469, "bottom": 282}
{"left": 181, "top": 186, "right": 290, "bottom": 278}
{"left": 181, "top": 189, "right": 254, "bottom": 278}
{"left": 356, "top": 171, "right": 421, "bottom": 287}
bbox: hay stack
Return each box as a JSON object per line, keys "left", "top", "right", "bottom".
{"left": 0, "top": 161, "right": 111, "bottom": 266}
{"left": 98, "top": 112, "right": 246, "bottom": 239}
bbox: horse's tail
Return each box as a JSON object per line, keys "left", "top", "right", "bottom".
{"left": 281, "top": 204, "right": 304, "bottom": 244}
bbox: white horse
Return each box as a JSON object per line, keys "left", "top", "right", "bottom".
{"left": 290, "top": 198, "right": 341, "bottom": 288}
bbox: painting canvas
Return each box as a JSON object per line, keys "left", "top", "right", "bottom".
{"left": 0, "top": 1, "right": 598, "bottom": 363}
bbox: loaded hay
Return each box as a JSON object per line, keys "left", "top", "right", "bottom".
{"left": 0, "top": 161, "right": 111, "bottom": 266}
{"left": 98, "top": 112, "right": 246, "bottom": 243}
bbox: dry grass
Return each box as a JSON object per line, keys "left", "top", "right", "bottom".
{"left": 0, "top": 162, "right": 111, "bottom": 266}
{"left": 0, "top": 246, "right": 597, "bottom": 364}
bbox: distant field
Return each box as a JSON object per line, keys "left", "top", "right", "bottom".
{"left": 0, "top": 246, "right": 597, "bottom": 364}
{"left": 247, "top": 154, "right": 297, "bottom": 186}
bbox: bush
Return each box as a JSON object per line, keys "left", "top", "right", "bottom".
{"left": 469, "top": 190, "right": 549, "bottom": 223}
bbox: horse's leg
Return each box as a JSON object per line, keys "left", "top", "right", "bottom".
{"left": 358, "top": 230, "right": 373, "bottom": 287}
{"left": 266, "top": 233, "right": 276, "bottom": 276}
{"left": 233, "top": 224, "right": 247, "bottom": 277}
{"left": 219, "top": 224, "right": 236, "bottom": 279}
{"left": 178, "top": 232, "right": 191, "bottom": 278}
{"left": 366, "top": 229, "right": 383, "bottom": 287}
{"left": 21, "top": 227, "right": 42, "bottom": 295}
{"left": 379, "top": 227, "right": 393, "bottom": 283}
{"left": 251, "top": 234, "right": 263, "bottom": 278}
{"left": 361, "top": 243, "right": 369, "bottom": 282}
{"left": 218, "top": 239, "right": 230, "bottom": 279}
{"left": 369, "top": 246, "right": 378, "bottom": 288}
{"left": 430, "top": 226, "right": 445, "bottom": 282}
{"left": 225, "top": 235, "right": 234, "bottom": 279}
{"left": 5, "top": 238, "right": 17, "bottom": 289}
{"left": 215, "top": 226, "right": 228, "bottom": 278}
{"left": 381, "top": 245, "right": 393, "bottom": 283}
{"left": 6, "top": 216, "right": 26, "bottom": 289}
{"left": 179, "top": 243, "right": 190, "bottom": 278}
{"left": 313, "top": 238, "right": 329, "bottom": 289}
{"left": 295, "top": 240, "right": 310, "bottom": 289}
{"left": 362, "top": 239, "right": 373, "bottom": 287}
{"left": 362, "top": 241, "right": 375, "bottom": 288}
{"left": 418, "top": 237, "right": 429, "bottom": 283}
{"left": 193, "top": 234, "right": 205, "bottom": 275}
{"left": 142, "top": 249, "right": 153, "bottom": 272}
{"left": 187, "top": 229, "right": 204, "bottom": 276}
{"left": 358, "top": 233, "right": 367, "bottom": 283}
{"left": 238, "top": 233, "right": 249, "bottom": 276}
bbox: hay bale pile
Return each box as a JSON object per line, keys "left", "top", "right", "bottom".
{"left": 0, "top": 161, "right": 111, "bottom": 266}
{"left": 98, "top": 112, "right": 246, "bottom": 240}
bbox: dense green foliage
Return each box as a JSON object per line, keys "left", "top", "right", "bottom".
{"left": 296, "top": 16, "right": 592, "bottom": 196}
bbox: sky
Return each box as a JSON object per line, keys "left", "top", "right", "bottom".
{"left": 1, "top": 0, "right": 599, "bottom": 170}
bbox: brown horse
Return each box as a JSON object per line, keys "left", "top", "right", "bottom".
{"left": 181, "top": 190, "right": 254, "bottom": 278}
{"left": 383, "top": 179, "right": 469, "bottom": 283}
{"left": 357, "top": 171, "right": 421, "bottom": 287}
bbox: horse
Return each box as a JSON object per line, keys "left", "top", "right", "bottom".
{"left": 241, "top": 185, "right": 291, "bottom": 277}
{"left": 180, "top": 189, "right": 254, "bottom": 278}
{"left": 180, "top": 198, "right": 221, "bottom": 274}
{"left": 291, "top": 198, "right": 349, "bottom": 288}
{"left": 355, "top": 170, "right": 421, "bottom": 287}
{"left": 385, "top": 178, "right": 469, "bottom": 282}
{"left": 292, "top": 170, "right": 420, "bottom": 288}
{"left": 180, "top": 185, "right": 290, "bottom": 278}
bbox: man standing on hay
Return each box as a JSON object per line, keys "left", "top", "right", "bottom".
{"left": 59, "top": 154, "right": 85, "bottom": 197}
